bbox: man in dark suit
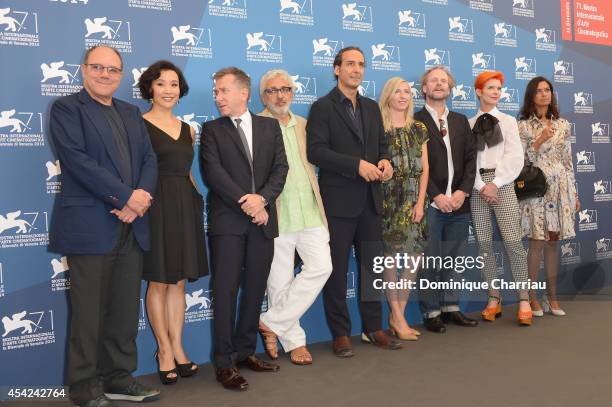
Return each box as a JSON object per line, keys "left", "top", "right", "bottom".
{"left": 307, "top": 47, "right": 401, "bottom": 357}
{"left": 200, "top": 67, "right": 288, "bottom": 390}
{"left": 48, "top": 46, "right": 159, "bottom": 407}
{"left": 414, "top": 66, "right": 478, "bottom": 333}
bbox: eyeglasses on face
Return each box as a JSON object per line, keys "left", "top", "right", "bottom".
{"left": 85, "top": 63, "right": 123, "bottom": 75}
{"left": 264, "top": 86, "right": 293, "bottom": 96}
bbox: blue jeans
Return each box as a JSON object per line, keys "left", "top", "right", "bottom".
{"left": 418, "top": 206, "right": 470, "bottom": 318}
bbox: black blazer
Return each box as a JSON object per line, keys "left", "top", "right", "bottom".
{"left": 414, "top": 107, "right": 476, "bottom": 214}
{"left": 48, "top": 89, "right": 157, "bottom": 254}
{"left": 199, "top": 113, "right": 288, "bottom": 239}
{"left": 306, "top": 87, "right": 390, "bottom": 218}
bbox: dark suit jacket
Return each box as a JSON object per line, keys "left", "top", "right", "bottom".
{"left": 48, "top": 89, "right": 158, "bottom": 254}
{"left": 306, "top": 87, "right": 390, "bottom": 218}
{"left": 199, "top": 113, "right": 288, "bottom": 239}
{"left": 414, "top": 107, "right": 476, "bottom": 214}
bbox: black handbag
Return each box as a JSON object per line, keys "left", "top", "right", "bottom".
{"left": 514, "top": 162, "right": 547, "bottom": 200}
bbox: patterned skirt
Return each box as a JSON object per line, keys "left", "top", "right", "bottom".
{"left": 520, "top": 168, "right": 576, "bottom": 240}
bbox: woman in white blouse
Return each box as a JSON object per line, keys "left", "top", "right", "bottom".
{"left": 469, "top": 71, "right": 532, "bottom": 326}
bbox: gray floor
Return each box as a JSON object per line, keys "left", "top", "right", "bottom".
{"left": 9, "top": 297, "right": 612, "bottom": 407}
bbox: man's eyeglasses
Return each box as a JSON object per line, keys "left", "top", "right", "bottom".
{"left": 264, "top": 87, "right": 293, "bottom": 96}
{"left": 85, "top": 63, "right": 123, "bottom": 76}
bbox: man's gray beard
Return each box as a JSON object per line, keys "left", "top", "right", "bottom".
{"left": 267, "top": 103, "right": 290, "bottom": 117}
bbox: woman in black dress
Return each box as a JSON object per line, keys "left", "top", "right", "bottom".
{"left": 138, "top": 61, "right": 208, "bottom": 384}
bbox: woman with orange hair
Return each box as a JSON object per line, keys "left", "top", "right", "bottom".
{"left": 468, "top": 71, "right": 533, "bottom": 326}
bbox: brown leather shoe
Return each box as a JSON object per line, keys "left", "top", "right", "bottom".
{"left": 361, "top": 330, "right": 402, "bottom": 350}
{"left": 215, "top": 367, "right": 248, "bottom": 391}
{"left": 332, "top": 335, "right": 354, "bottom": 358}
{"left": 237, "top": 355, "right": 280, "bottom": 372}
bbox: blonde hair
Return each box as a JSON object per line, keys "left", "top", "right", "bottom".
{"left": 420, "top": 66, "right": 456, "bottom": 99}
{"left": 378, "top": 77, "right": 414, "bottom": 133}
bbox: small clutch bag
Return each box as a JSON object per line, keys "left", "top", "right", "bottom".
{"left": 514, "top": 162, "right": 547, "bottom": 200}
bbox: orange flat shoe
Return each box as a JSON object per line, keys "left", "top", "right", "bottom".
{"left": 518, "top": 299, "right": 533, "bottom": 326}
{"left": 481, "top": 295, "right": 502, "bottom": 322}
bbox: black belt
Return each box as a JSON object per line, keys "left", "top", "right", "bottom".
{"left": 479, "top": 168, "right": 496, "bottom": 174}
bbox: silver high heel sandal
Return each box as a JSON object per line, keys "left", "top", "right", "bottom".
{"left": 531, "top": 303, "right": 544, "bottom": 317}
{"left": 542, "top": 297, "right": 566, "bottom": 316}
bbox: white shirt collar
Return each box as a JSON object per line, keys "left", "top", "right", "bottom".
{"left": 425, "top": 102, "right": 449, "bottom": 122}
{"left": 475, "top": 106, "right": 501, "bottom": 119}
{"left": 232, "top": 110, "right": 251, "bottom": 127}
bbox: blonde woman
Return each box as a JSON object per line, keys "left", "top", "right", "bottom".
{"left": 378, "top": 77, "right": 429, "bottom": 340}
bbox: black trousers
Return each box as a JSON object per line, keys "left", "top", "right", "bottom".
{"left": 324, "top": 190, "right": 383, "bottom": 337}
{"left": 210, "top": 223, "right": 274, "bottom": 368}
{"left": 67, "top": 224, "right": 143, "bottom": 405}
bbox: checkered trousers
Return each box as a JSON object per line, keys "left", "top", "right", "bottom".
{"left": 471, "top": 172, "right": 529, "bottom": 287}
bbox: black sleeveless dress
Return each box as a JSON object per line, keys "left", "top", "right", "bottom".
{"left": 142, "top": 120, "right": 209, "bottom": 283}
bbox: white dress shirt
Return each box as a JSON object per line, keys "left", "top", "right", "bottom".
{"left": 425, "top": 103, "right": 454, "bottom": 209}
{"left": 232, "top": 110, "right": 253, "bottom": 157}
{"left": 469, "top": 107, "right": 524, "bottom": 191}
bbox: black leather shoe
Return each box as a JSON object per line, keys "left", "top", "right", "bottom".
{"left": 423, "top": 316, "right": 447, "bottom": 333}
{"left": 333, "top": 335, "right": 354, "bottom": 358}
{"left": 361, "top": 330, "right": 402, "bottom": 350}
{"left": 441, "top": 311, "right": 479, "bottom": 327}
{"left": 237, "top": 355, "right": 280, "bottom": 372}
{"left": 80, "top": 395, "right": 117, "bottom": 407}
{"left": 216, "top": 367, "right": 248, "bottom": 391}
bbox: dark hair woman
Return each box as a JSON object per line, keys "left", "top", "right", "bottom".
{"left": 518, "top": 76, "right": 579, "bottom": 317}
{"left": 139, "top": 60, "right": 209, "bottom": 384}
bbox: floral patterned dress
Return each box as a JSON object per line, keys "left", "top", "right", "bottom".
{"left": 518, "top": 116, "right": 577, "bottom": 240}
{"left": 382, "top": 121, "right": 429, "bottom": 253}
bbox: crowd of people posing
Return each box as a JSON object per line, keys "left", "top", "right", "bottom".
{"left": 48, "top": 45, "right": 579, "bottom": 407}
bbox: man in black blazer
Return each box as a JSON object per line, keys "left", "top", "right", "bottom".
{"left": 49, "top": 46, "right": 159, "bottom": 407}
{"left": 200, "top": 67, "right": 288, "bottom": 390}
{"left": 307, "top": 47, "right": 401, "bottom": 357}
{"left": 414, "top": 66, "right": 478, "bottom": 333}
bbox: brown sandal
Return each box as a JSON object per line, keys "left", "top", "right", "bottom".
{"left": 258, "top": 321, "right": 278, "bottom": 360}
{"left": 290, "top": 346, "right": 312, "bottom": 365}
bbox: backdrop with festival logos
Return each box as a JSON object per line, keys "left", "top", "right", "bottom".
{"left": 0, "top": 0, "right": 611, "bottom": 386}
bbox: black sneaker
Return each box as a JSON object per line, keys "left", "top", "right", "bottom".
{"left": 80, "top": 395, "right": 118, "bottom": 407}
{"left": 104, "top": 380, "right": 160, "bottom": 403}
